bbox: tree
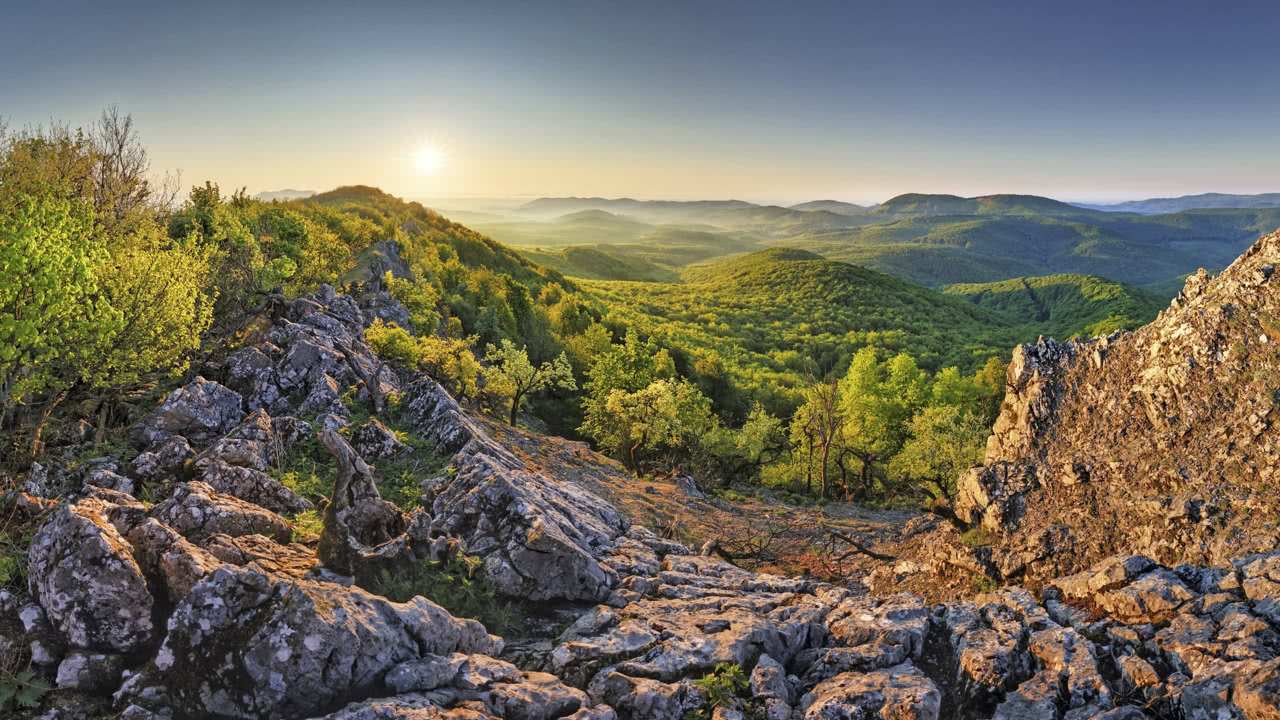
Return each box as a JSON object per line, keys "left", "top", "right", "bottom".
{"left": 483, "top": 339, "right": 576, "bottom": 425}
{"left": 839, "top": 348, "right": 929, "bottom": 499}
{"left": 579, "top": 329, "right": 675, "bottom": 445}
{"left": 598, "top": 379, "right": 716, "bottom": 471}
{"left": 890, "top": 405, "right": 987, "bottom": 501}
{"left": 794, "top": 377, "right": 843, "bottom": 498}
{"left": 0, "top": 193, "right": 121, "bottom": 453}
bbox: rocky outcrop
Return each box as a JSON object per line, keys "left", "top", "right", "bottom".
{"left": 948, "top": 229, "right": 1280, "bottom": 584}
{"left": 116, "top": 566, "right": 503, "bottom": 718}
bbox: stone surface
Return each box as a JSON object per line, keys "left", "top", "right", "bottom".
{"left": 26, "top": 499, "right": 154, "bottom": 653}
{"left": 116, "top": 566, "right": 502, "bottom": 718}
{"left": 150, "top": 480, "right": 294, "bottom": 544}
{"left": 798, "top": 663, "right": 940, "bottom": 720}
{"left": 133, "top": 376, "right": 245, "bottom": 449}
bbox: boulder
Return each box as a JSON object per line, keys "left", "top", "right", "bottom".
{"left": 131, "top": 435, "right": 196, "bottom": 483}
{"left": 133, "top": 377, "right": 245, "bottom": 449}
{"left": 199, "top": 459, "right": 312, "bottom": 515}
{"left": 352, "top": 419, "right": 408, "bottom": 460}
{"left": 150, "top": 481, "right": 293, "bottom": 544}
{"left": 797, "top": 663, "right": 940, "bottom": 720}
{"left": 27, "top": 499, "right": 154, "bottom": 653}
{"left": 116, "top": 566, "right": 502, "bottom": 718}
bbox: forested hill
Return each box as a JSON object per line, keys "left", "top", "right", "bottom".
{"left": 943, "top": 273, "right": 1167, "bottom": 339}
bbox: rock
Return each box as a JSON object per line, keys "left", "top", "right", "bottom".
{"left": 944, "top": 601, "right": 1032, "bottom": 712}
{"left": 131, "top": 435, "right": 196, "bottom": 482}
{"left": 27, "top": 499, "right": 154, "bottom": 653}
{"left": 955, "top": 461, "right": 1038, "bottom": 533}
{"left": 798, "top": 663, "right": 940, "bottom": 720}
{"left": 24, "top": 461, "right": 52, "bottom": 497}
{"left": 587, "top": 672, "right": 700, "bottom": 720}
{"left": 56, "top": 650, "right": 125, "bottom": 692}
{"left": 126, "top": 518, "right": 227, "bottom": 602}
{"left": 202, "top": 533, "right": 317, "bottom": 579}
{"left": 116, "top": 566, "right": 502, "bottom": 718}
{"left": 317, "top": 430, "right": 410, "bottom": 579}
{"left": 150, "top": 481, "right": 293, "bottom": 544}
{"left": 352, "top": 418, "right": 409, "bottom": 460}
{"left": 199, "top": 458, "right": 312, "bottom": 515}
{"left": 750, "top": 653, "right": 792, "bottom": 705}
{"left": 360, "top": 290, "right": 412, "bottom": 330}
{"left": 86, "top": 468, "right": 137, "bottom": 496}
{"left": 673, "top": 475, "right": 703, "bottom": 499}
{"left": 385, "top": 653, "right": 471, "bottom": 693}
{"left": 192, "top": 408, "right": 277, "bottom": 472}
{"left": 133, "top": 377, "right": 245, "bottom": 448}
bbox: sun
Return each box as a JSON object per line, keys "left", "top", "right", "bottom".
{"left": 414, "top": 145, "right": 443, "bottom": 175}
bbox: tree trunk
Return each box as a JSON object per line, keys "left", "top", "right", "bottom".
{"left": 819, "top": 438, "right": 831, "bottom": 499}
{"left": 509, "top": 389, "right": 524, "bottom": 426}
{"left": 805, "top": 435, "right": 814, "bottom": 495}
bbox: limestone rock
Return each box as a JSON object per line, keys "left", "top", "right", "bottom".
{"left": 798, "top": 663, "right": 940, "bottom": 720}
{"left": 116, "top": 566, "right": 501, "bottom": 718}
{"left": 150, "top": 481, "right": 294, "bottom": 543}
{"left": 199, "top": 458, "right": 312, "bottom": 515}
{"left": 133, "top": 377, "right": 245, "bottom": 449}
{"left": 27, "top": 499, "right": 154, "bottom": 653}
{"left": 352, "top": 418, "right": 409, "bottom": 460}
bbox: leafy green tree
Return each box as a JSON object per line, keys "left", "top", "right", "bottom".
{"left": 483, "top": 339, "right": 576, "bottom": 425}
{"left": 839, "top": 348, "right": 930, "bottom": 498}
{"left": 580, "top": 329, "right": 675, "bottom": 446}
{"left": 890, "top": 405, "right": 987, "bottom": 500}
{"left": 0, "top": 194, "right": 116, "bottom": 407}
{"left": 598, "top": 379, "right": 716, "bottom": 471}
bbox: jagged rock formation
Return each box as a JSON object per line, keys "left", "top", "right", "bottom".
{"left": 943, "top": 229, "right": 1280, "bottom": 586}
{"left": 2, "top": 280, "right": 1278, "bottom": 719}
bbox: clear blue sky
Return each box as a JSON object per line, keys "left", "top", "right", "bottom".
{"left": 3, "top": 0, "right": 1277, "bottom": 204}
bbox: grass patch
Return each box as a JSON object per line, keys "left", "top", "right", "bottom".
{"left": 367, "top": 551, "right": 517, "bottom": 635}
{"left": 960, "top": 526, "right": 995, "bottom": 547}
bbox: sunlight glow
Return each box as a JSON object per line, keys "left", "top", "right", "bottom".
{"left": 414, "top": 145, "right": 444, "bottom": 175}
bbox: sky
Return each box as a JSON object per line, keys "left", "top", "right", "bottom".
{"left": 3, "top": 0, "right": 1278, "bottom": 205}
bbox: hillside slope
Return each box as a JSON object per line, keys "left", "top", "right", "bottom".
{"left": 943, "top": 274, "right": 1166, "bottom": 339}
{"left": 586, "top": 249, "right": 1029, "bottom": 410}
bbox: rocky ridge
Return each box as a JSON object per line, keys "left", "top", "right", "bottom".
{"left": 1, "top": 277, "right": 1277, "bottom": 719}
{"left": 931, "top": 229, "right": 1280, "bottom": 588}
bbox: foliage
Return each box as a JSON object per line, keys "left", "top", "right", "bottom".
{"left": 368, "top": 551, "right": 517, "bottom": 634}
{"left": 0, "top": 192, "right": 116, "bottom": 406}
{"left": 365, "top": 320, "right": 482, "bottom": 399}
{"left": 0, "top": 666, "right": 51, "bottom": 712}
{"left": 943, "top": 273, "right": 1165, "bottom": 339}
{"left": 588, "top": 376, "right": 716, "bottom": 472}
{"left": 890, "top": 405, "right": 987, "bottom": 500}
{"left": 684, "top": 662, "right": 752, "bottom": 720}
{"left": 483, "top": 339, "right": 576, "bottom": 425}
{"left": 961, "top": 527, "right": 995, "bottom": 547}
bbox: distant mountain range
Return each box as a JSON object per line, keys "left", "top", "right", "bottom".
{"left": 1076, "top": 192, "right": 1280, "bottom": 214}
{"left": 253, "top": 189, "right": 316, "bottom": 202}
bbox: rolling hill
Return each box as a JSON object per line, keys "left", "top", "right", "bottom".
{"left": 1079, "top": 191, "right": 1280, "bottom": 214}
{"left": 788, "top": 199, "right": 868, "bottom": 214}
{"left": 942, "top": 274, "right": 1166, "bottom": 339}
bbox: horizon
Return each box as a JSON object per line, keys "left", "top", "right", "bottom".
{"left": 5, "top": 0, "right": 1280, "bottom": 204}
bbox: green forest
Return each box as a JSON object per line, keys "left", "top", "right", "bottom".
{"left": 0, "top": 111, "right": 1193, "bottom": 506}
